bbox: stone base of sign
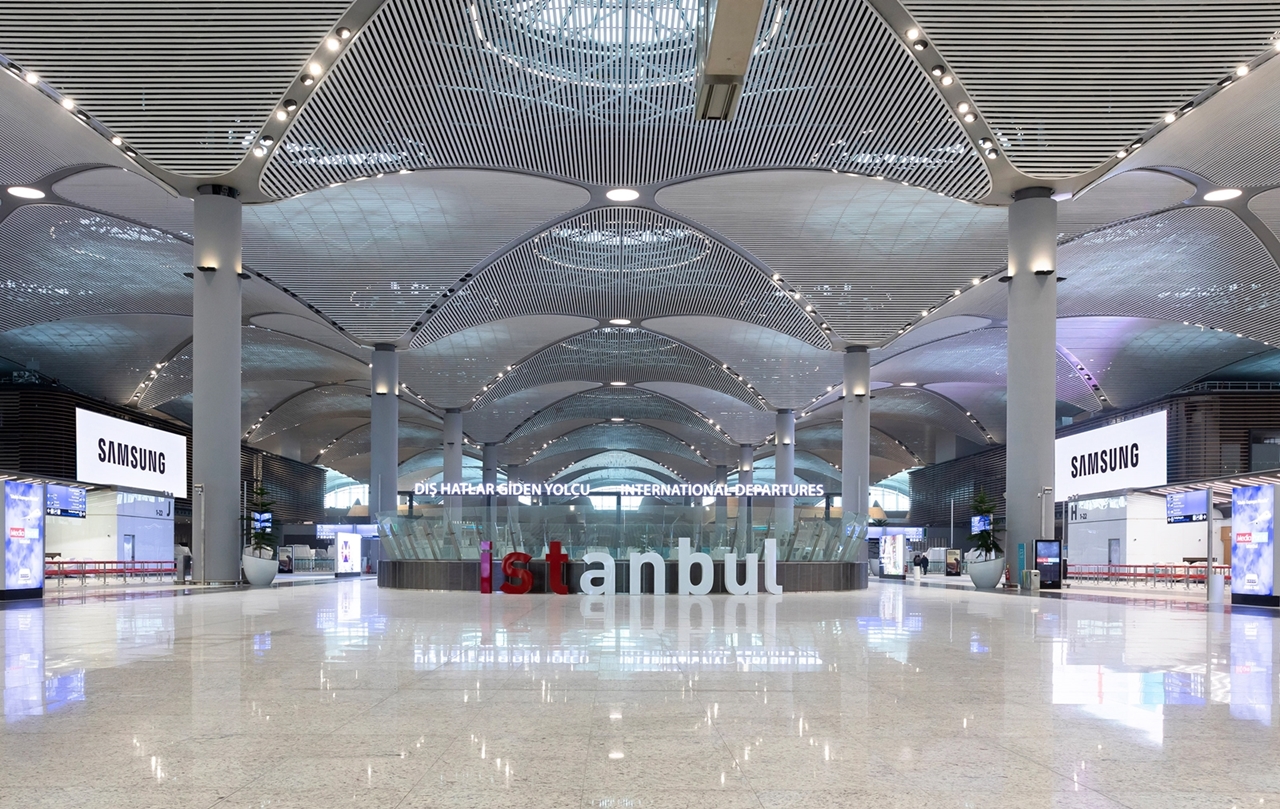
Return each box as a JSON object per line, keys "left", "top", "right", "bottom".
{"left": 378, "top": 560, "right": 868, "bottom": 593}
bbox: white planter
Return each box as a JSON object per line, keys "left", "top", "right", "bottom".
{"left": 968, "top": 557, "right": 1005, "bottom": 590}
{"left": 242, "top": 552, "right": 278, "bottom": 587}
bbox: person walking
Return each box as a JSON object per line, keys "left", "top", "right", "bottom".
{"left": 920, "top": 552, "right": 930, "bottom": 576}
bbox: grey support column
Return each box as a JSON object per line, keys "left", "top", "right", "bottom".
{"left": 714, "top": 464, "right": 728, "bottom": 542}
{"left": 737, "top": 445, "right": 753, "bottom": 549}
{"left": 842, "top": 346, "right": 871, "bottom": 561}
{"left": 775, "top": 409, "right": 795, "bottom": 539}
{"left": 192, "top": 185, "right": 242, "bottom": 584}
{"left": 1005, "top": 187, "right": 1058, "bottom": 583}
{"left": 369, "top": 344, "right": 399, "bottom": 520}
{"left": 443, "top": 408, "right": 463, "bottom": 516}
{"left": 482, "top": 443, "right": 499, "bottom": 486}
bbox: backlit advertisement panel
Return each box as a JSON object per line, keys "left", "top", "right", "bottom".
{"left": 879, "top": 533, "right": 905, "bottom": 578}
{"left": 1055, "top": 411, "right": 1167, "bottom": 500}
{"left": 5, "top": 481, "right": 45, "bottom": 591}
{"left": 335, "top": 532, "right": 360, "bottom": 576}
{"left": 1231, "top": 485, "right": 1274, "bottom": 597}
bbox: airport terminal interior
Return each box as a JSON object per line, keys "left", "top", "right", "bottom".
{"left": 4, "top": 1, "right": 1280, "bottom": 806}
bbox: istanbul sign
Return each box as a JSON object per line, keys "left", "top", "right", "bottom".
{"left": 482, "top": 538, "right": 784, "bottom": 595}
{"left": 413, "top": 482, "right": 825, "bottom": 498}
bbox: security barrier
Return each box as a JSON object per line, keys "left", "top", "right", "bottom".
{"left": 44, "top": 560, "right": 176, "bottom": 586}
{"left": 1066, "top": 563, "right": 1231, "bottom": 589}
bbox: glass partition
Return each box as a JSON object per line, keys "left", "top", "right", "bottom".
{"left": 378, "top": 498, "right": 867, "bottom": 564}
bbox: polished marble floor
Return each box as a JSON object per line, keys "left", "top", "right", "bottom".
{"left": 0, "top": 578, "right": 1274, "bottom": 808}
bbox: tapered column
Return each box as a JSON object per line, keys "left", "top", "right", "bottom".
{"left": 482, "top": 442, "right": 499, "bottom": 543}
{"left": 1005, "top": 187, "right": 1058, "bottom": 583}
{"left": 775, "top": 409, "right": 795, "bottom": 538}
{"left": 443, "top": 408, "right": 463, "bottom": 516}
{"left": 737, "top": 445, "right": 753, "bottom": 549}
{"left": 843, "top": 346, "right": 871, "bottom": 562}
{"left": 714, "top": 464, "right": 728, "bottom": 541}
{"left": 370, "top": 344, "right": 399, "bottom": 520}
{"left": 192, "top": 185, "right": 242, "bottom": 584}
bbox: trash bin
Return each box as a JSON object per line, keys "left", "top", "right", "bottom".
{"left": 1020, "top": 569, "right": 1041, "bottom": 592}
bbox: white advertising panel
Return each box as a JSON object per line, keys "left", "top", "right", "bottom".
{"left": 1054, "top": 411, "right": 1167, "bottom": 500}
{"left": 335, "top": 532, "right": 361, "bottom": 575}
{"left": 75, "top": 409, "right": 187, "bottom": 497}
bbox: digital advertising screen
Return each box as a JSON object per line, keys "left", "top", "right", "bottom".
{"left": 5, "top": 481, "right": 45, "bottom": 591}
{"left": 970, "top": 514, "right": 991, "bottom": 534}
{"left": 1166, "top": 490, "right": 1209, "bottom": 524}
{"left": 879, "top": 533, "right": 905, "bottom": 577}
{"left": 1231, "top": 485, "right": 1274, "bottom": 597}
{"left": 335, "top": 532, "right": 360, "bottom": 576}
{"left": 45, "top": 484, "right": 87, "bottom": 519}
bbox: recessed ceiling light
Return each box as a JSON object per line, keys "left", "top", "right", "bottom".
{"left": 302, "top": 74, "right": 316, "bottom": 87}
{"left": 957, "top": 102, "right": 970, "bottom": 114}
{"left": 962, "top": 113, "right": 976, "bottom": 123}
{"left": 110, "top": 136, "right": 122, "bottom": 146}
{"left": 24, "top": 72, "right": 39, "bottom": 84}
{"left": 60, "top": 98, "right": 75, "bottom": 110}
{"left": 610, "top": 417, "right": 625, "bottom": 422}
{"left": 905, "top": 28, "right": 920, "bottom": 40}
{"left": 7, "top": 186, "right": 45, "bottom": 199}
{"left": 1236, "top": 65, "right": 1249, "bottom": 77}
{"left": 1203, "top": 188, "right": 1242, "bottom": 201}
{"left": 912, "top": 39, "right": 928, "bottom": 51}
{"left": 326, "top": 36, "right": 341, "bottom": 51}
{"left": 610, "top": 381, "right": 627, "bottom": 387}
{"left": 899, "top": 382, "right": 918, "bottom": 387}
{"left": 309, "top": 62, "right": 323, "bottom": 77}
{"left": 609, "top": 318, "right": 631, "bottom": 325}
{"left": 940, "top": 75, "right": 954, "bottom": 86}
{"left": 252, "top": 146, "right": 267, "bottom": 157}
{"left": 971, "top": 277, "right": 981, "bottom": 285}
{"left": 929, "top": 65, "right": 943, "bottom": 77}
{"left": 606, "top": 188, "right": 639, "bottom": 202}
{"left": 276, "top": 110, "right": 288, "bottom": 121}
{"left": 920, "top": 309, "right": 929, "bottom": 316}
{"left": 337, "top": 27, "right": 352, "bottom": 39}
{"left": 1163, "top": 112, "right": 1177, "bottom": 123}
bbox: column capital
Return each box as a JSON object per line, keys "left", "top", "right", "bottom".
{"left": 1012, "top": 186, "right": 1054, "bottom": 201}
{"left": 372, "top": 342, "right": 397, "bottom": 353}
{"left": 844, "top": 345, "right": 869, "bottom": 354}
{"left": 196, "top": 184, "right": 240, "bottom": 199}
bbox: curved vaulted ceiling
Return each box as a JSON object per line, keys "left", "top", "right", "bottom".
{"left": 1, "top": 3, "right": 1280, "bottom": 492}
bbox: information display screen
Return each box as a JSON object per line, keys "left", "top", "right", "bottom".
{"left": 45, "top": 484, "right": 87, "bottom": 519}
{"left": 970, "top": 514, "right": 991, "bottom": 534}
{"left": 1166, "top": 490, "right": 1209, "bottom": 524}
{"left": 1035, "top": 539, "right": 1063, "bottom": 588}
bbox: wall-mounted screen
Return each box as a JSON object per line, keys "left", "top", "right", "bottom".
{"left": 971, "top": 514, "right": 992, "bottom": 534}
{"left": 1166, "top": 490, "right": 1209, "bottom": 524}
{"left": 879, "top": 533, "right": 905, "bottom": 577}
{"left": 45, "top": 484, "right": 87, "bottom": 519}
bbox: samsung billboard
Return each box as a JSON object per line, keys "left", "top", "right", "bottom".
{"left": 1054, "top": 411, "right": 1167, "bottom": 500}
{"left": 75, "top": 409, "right": 187, "bottom": 497}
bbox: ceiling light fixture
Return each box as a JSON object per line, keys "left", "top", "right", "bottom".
{"left": 962, "top": 112, "right": 976, "bottom": 123}
{"left": 608, "top": 318, "right": 631, "bottom": 325}
{"left": 283, "top": 99, "right": 298, "bottom": 111}
{"left": 326, "top": 36, "right": 341, "bottom": 51}
{"left": 252, "top": 146, "right": 267, "bottom": 157}
{"left": 912, "top": 39, "right": 929, "bottom": 51}
{"left": 610, "top": 381, "right": 627, "bottom": 386}
{"left": 301, "top": 74, "right": 316, "bottom": 87}
{"left": 610, "top": 417, "right": 625, "bottom": 422}
{"left": 1203, "top": 188, "right": 1242, "bottom": 201}
{"left": 24, "top": 72, "right": 38, "bottom": 84}
{"left": 7, "top": 186, "right": 45, "bottom": 199}
{"left": 276, "top": 110, "right": 288, "bottom": 121}
{"left": 905, "top": 28, "right": 920, "bottom": 40}
{"left": 60, "top": 98, "right": 75, "bottom": 110}
{"left": 605, "top": 188, "right": 639, "bottom": 202}
{"left": 899, "top": 382, "right": 918, "bottom": 387}
{"left": 309, "top": 62, "right": 323, "bottom": 77}
{"left": 111, "top": 136, "right": 123, "bottom": 146}
{"left": 337, "top": 27, "right": 352, "bottom": 39}
{"left": 957, "top": 102, "right": 970, "bottom": 114}
{"left": 985, "top": 148, "right": 998, "bottom": 160}
{"left": 929, "top": 65, "right": 943, "bottom": 77}
{"left": 972, "top": 277, "right": 981, "bottom": 285}
{"left": 940, "top": 75, "right": 954, "bottom": 87}
{"left": 1164, "top": 112, "right": 1177, "bottom": 124}
{"left": 1236, "top": 65, "right": 1249, "bottom": 77}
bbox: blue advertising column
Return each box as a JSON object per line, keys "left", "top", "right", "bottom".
{"left": 3, "top": 481, "right": 45, "bottom": 600}
{"left": 1231, "top": 484, "right": 1279, "bottom": 607}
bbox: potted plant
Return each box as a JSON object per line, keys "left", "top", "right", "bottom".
{"left": 966, "top": 490, "right": 1005, "bottom": 589}
{"left": 242, "top": 486, "right": 279, "bottom": 586}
